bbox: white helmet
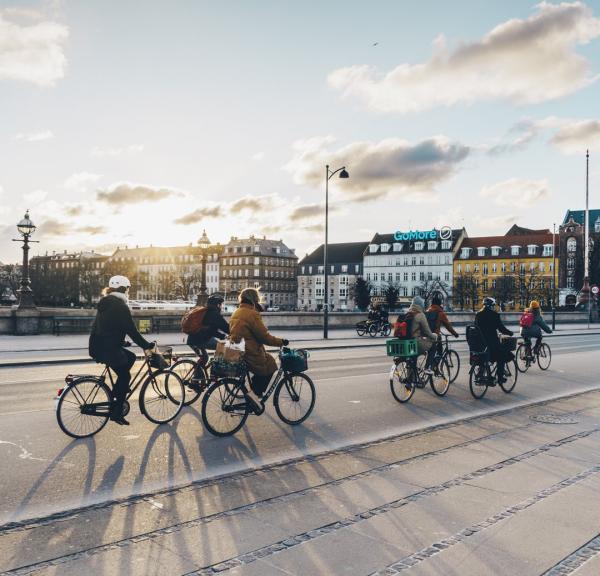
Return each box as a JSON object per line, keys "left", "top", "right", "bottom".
{"left": 108, "top": 275, "right": 131, "bottom": 289}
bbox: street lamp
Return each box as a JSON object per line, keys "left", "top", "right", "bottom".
{"left": 324, "top": 165, "right": 349, "bottom": 339}
{"left": 12, "top": 210, "right": 39, "bottom": 309}
{"left": 196, "top": 229, "right": 210, "bottom": 307}
{"left": 552, "top": 223, "right": 557, "bottom": 330}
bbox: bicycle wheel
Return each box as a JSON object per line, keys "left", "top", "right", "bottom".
{"left": 368, "top": 323, "right": 379, "bottom": 337}
{"left": 201, "top": 378, "right": 249, "bottom": 436}
{"left": 515, "top": 344, "right": 530, "bottom": 373}
{"left": 469, "top": 365, "right": 488, "bottom": 399}
{"left": 537, "top": 343, "right": 552, "bottom": 371}
{"left": 381, "top": 322, "right": 391, "bottom": 337}
{"left": 274, "top": 373, "right": 316, "bottom": 425}
{"left": 56, "top": 377, "right": 111, "bottom": 439}
{"left": 444, "top": 349, "right": 461, "bottom": 384}
{"left": 356, "top": 323, "right": 366, "bottom": 337}
{"left": 139, "top": 370, "right": 184, "bottom": 424}
{"left": 500, "top": 360, "right": 518, "bottom": 393}
{"left": 171, "top": 358, "right": 205, "bottom": 406}
{"left": 389, "top": 361, "right": 414, "bottom": 403}
{"left": 430, "top": 359, "right": 451, "bottom": 396}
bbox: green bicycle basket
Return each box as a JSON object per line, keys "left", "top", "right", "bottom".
{"left": 280, "top": 349, "right": 309, "bottom": 373}
{"left": 386, "top": 338, "right": 418, "bottom": 358}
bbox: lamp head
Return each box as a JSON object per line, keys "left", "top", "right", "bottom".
{"left": 339, "top": 168, "right": 349, "bottom": 179}
{"left": 17, "top": 210, "right": 36, "bottom": 237}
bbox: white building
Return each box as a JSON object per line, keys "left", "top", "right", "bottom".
{"left": 363, "top": 228, "right": 467, "bottom": 306}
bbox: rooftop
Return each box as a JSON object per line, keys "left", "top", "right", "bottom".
{"left": 298, "top": 242, "right": 369, "bottom": 266}
{"left": 562, "top": 209, "right": 600, "bottom": 226}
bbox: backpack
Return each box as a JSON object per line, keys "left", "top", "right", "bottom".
{"left": 393, "top": 312, "right": 414, "bottom": 339}
{"left": 181, "top": 306, "right": 207, "bottom": 335}
{"left": 519, "top": 311, "right": 534, "bottom": 329}
{"left": 425, "top": 310, "right": 439, "bottom": 332}
{"left": 466, "top": 325, "right": 487, "bottom": 353}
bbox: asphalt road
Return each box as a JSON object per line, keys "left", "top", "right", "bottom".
{"left": 1, "top": 333, "right": 599, "bottom": 527}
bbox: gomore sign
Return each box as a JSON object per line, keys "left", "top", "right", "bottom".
{"left": 393, "top": 226, "right": 452, "bottom": 242}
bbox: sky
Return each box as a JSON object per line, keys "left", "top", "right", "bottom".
{"left": 1, "top": 0, "right": 600, "bottom": 264}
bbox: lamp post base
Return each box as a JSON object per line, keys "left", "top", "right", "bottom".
{"left": 15, "top": 308, "right": 40, "bottom": 335}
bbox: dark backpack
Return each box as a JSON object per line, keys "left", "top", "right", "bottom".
{"left": 466, "top": 324, "right": 487, "bottom": 353}
{"left": 393, "top": 312, "right": 414, "bottom": 339}
{"left": 425, "top": 310, "right": 439, "bottom": 332}
{"left": 181, "top": 306, "right": 207, "bottom": 335}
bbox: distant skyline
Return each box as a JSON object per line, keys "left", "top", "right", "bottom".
{"left": 1, "top": 0, "right": 600, "bottom": 263}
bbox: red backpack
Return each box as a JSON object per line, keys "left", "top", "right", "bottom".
{"left": 181, "top": 306, "right": 207, "bottom": 335}
{"left": 393, "top": 312, "right": 414, "bottom": 339}
{"left": 519, "top": 311, "right": 534, "bottom": 328}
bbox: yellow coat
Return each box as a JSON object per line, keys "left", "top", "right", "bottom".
{"left": 229, "top": 303, "right": 284, "bottom": 375}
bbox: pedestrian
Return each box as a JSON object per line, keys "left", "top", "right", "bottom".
{"left": 89, "top": 275, "right": 155, "bottom": 425}
{"left": 229, "top": 288, "right": 288, "bottom": 414}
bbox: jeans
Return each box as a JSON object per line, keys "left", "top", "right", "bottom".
{"left": 107, "top": 348, "right": 136, "bottom": 415}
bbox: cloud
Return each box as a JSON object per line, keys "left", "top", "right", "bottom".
{"left": 23, "top": 189, "right": 48, "bottom": 204}
{"left": 252, "top": 152, "right": 265, "bottom": 161}
{"left": 328, "top": 2, "right": 600, "bottom": 114}
{"left": 64, "top": 204, "right": 85, "bottom": 217}
{"left": 230, "top": 196, "right": 264, "bottom": 214}
{"left": 260, "top": 225, "right": 284, "bottom": 235}
{"left": 64, "top": 172, "right": 102, "bottom": 192}
{"left": 286, "top": 135, "right": 469, "bottom": 201}
{"left": 37, "top": 219, "right": 107, "bottom": 237}
{"left": 96, "top": 182, "right": 181, "bottom": 206}
{"left": 78, "top": 225, "right": 106, "bottom": 235}
{"left": 91, "top": 144, "right": 144, "bottom": 157}
{"left": 289, "top": 203, "right": 335, "bottom": 222}
{"left": 302, "top": 224, "right": 324, "bottom": 234}
{"left": 15, "top": 130, "right": 54, "bottom": 142}
{"left": 480, "top": 178, "right": 550, "bottom": 207}
{"left": 475, "top": 214, "right": 519, "bottom": 234}
{"left": 0, "top": 14, "right": 68, "bottom": 86}
{"left": 550, "top": 119, "right": 600, "bottom": 154}
{"left": 174, "top": 206, "right": 223, "bottom": 225}
{"left": 486, "top": 120, "right": 540, "bottom": 156}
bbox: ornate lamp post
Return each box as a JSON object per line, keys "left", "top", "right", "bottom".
{"left": 196, "top": 229, "right": 210, "bottom": 307}
{"left": 323, "top": 165, "right": 349, "bottom": 339}
{"left": 12, "top": 210, "right": 39, "bottom": 309}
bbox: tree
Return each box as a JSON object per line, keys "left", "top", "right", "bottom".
{"left": 453, "top": 273, "right": 479, "bottom": 311}
{"left": 382, "top": 282, "right": 400, "bottom": 310}
{"left": 516, "top": 266, "right": 542, "bottom": 310}
{"left": 173, "top": 266, "right": 202, "bottom": 300}
{"left": 491, "top": 272, "right": 516, "bottom": 309}
{"left": 0, "top": 264, "right": 21, "bottom": 303}
{"left": 351, "top": 277, "right": 372, "bottom": 311}
{"left": 417, "top": 278, "right": 450, "bottom": 305}
{"left": 79, "top": 261, "right": 103, "bottom": 306}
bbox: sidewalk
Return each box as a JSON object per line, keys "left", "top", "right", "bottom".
{"left": 0, "top": 324, "right": 598, "bottom": 367}
{"left": 2, "top": 388, "right": 600, "bottom": 575}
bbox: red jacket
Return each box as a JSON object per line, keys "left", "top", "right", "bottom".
{"left": 425, "top": 304, "right": 459, "bottom": 337}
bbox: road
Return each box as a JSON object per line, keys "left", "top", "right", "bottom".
{"left": 1, "top": 333, "right": 599, "bottom": 528}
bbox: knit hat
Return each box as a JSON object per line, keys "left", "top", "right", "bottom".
{"left": 530, "top": 300, "right": 540, "bottom": 309}
{"left": 239, "top": 287, "right": 261, "bottom": 307}
{"left": 412, "top": 295, "right": 425, "bottom": 309}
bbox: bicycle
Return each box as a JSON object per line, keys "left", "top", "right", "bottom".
{"left": 356, "top": 319, "right": 374, "bottom": 336}
{"left": 170, "top": 347, "right": 213, "bottom": 406}
{"left": 388, "top": 339, "right": 451, "bottom": 403}
{"left": 468, "top": 350, "right": 518, "bottom": 399}
{"left": 368, "top": 319, "right": 391, "bottom": 338}
{"left": 201, "top": 347, "right": 316, "bottom": 436}
{"left": 56, "top": 345, "right": 185, "bottom": 439}
{"left": 515, "top": 337, "right": 551, "bottom": 373}
{"left": 417, "top": 334, "right": 461, "bottom": 384}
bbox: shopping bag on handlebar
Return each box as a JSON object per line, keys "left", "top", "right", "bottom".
{"left": 280, "top": 349, "right": 309, "bottom": 373}
{"left": 214, "top": 338, "right": 245, "bottom": 363}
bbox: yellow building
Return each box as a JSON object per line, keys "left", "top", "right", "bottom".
{"left": 453, "top": 225, "right": 558, "bottom": 311}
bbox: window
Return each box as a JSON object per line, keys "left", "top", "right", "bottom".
{"left": 466, "top": 264, "right": 471, "bottom": 272}
{"left": 388, "top": 273, "right": 393, "bottom": 282}
{"left": 460, "top": 247, "right": 471, "bottom": 259}
{"left": 411, "top": 272, "right": 416, "bottom": 281}
{"left": 318, "top": 266, "right": 324, "bottom": 273}
{"left": 444, "top": 272, "right": 450, "bottom": 281}
{"left": 482, "top": 263, "right": 488, "bottom": 275}
{"left": 366, "top": 273, "right": 371, "bottom": 281}
{"left": 373, "top": 273, "right": 378, "bottom": 281}
{"left": 254, "top": 269, "right": 260, "bottom": 277}
{"left": 477, "top": 247, "right": 486, "bottom": 257}
{"left": 511, "top": 262, "right": 516, "bottom": 273}
{"left": 403, "top": 272, "right": 408, "bottom": 281}
{"left": 415, "top": 242, "right": 424, "bottom": 250}
{"left": 404, "top": 257, "right": 409, "bottom": 266}
{"left": 441, "top": 240, "right": 451, "bottom": 250}
{"left": 511, "top": 246, "right": 520, "bottom": 256}
{"left": 567, "top": 237, "right": 577, "bottom": 253}
{"left": 381, "top": 243, "right": 390, "bottom": 252}
{"left": 596, "top": 217, "right": 600, "bottom": 233}
{"left": 474, "top": 264, "right": 479, "bottom": 273}
{"left": 539, "top": 262, "right": 545, "bottom": 272}
{"left": 396, "top": 273, "right": 401, "bottom": 282}
{"left": 492, "top": 279, "right": 497, "bottom": 289}
{"left": 393, "top": 243, "right": 403, "bottom": 252}
{"left": 492, "top": 263, "right": 497, "bottom": 273}
{"left": 254, "top": 257, "right": 260, "bottom": 265}
{"left": 427, "top": 256, "right": 432, "bottom": 265}
{"left": 369, "top": 244, "right": 379, "bottom": 253}
{"left": 527, "top": 245, "right": 537, "bottom": 255}
{"left": 567, "top": 257, "right": 575, "bottom": 270}
{"left": 543, "top": 244, "right": 553, "bottom": 257}
{"left": 520, "top": 263, "right": 526, "bottom": 273}
{"left": 341, "top": 265, "right": 348, "bottom": 273}
{"left": 457, "top": 264, "right": 462, "bottom": 273}
{"left": 501, "top": 262, "right": 506, "bottom": 272}
{"left": 427, "top": 272, "right": 433, "bottom": 280}
{"left": 567, "top": 277, "right": 575, "bottom": 288}
{"left": 419, "top": 257, "right": 425, "bottom": 265}
{"left": 411, "top": 257, "right": 417, "bottom": 266}
{"left": 427, "top": 241, "right": 437, "bottom": 250}
{"left": 355, "top": 265, "right": 360, "bottom": 273}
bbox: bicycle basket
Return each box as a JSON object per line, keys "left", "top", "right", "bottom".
{"left": 211, "top": 357, "right": 247, "bottom": 379}
{"left": 500, "top": 335, "right": 517, "bottom": 351}
{"left": 149, "top": 352, "right": 169, "bottom": 370}
{"left": 280, "top": 349, "right": 309, "bottom": 373}
{"left": 386, "top": 338, "right": 418, "bottom": 358}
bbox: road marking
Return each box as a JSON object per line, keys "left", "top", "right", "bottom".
{"left": 348, "top": 400, "right": 361, "bottom": 404}
{"left": 0, "top": 440, "right": 48, "bottom": 463}
{"left": 121, "top": 435, "right": 140, "bottom": 440}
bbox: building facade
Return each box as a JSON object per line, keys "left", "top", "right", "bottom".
{"left": 220, "top": 236, "right": 298, "bottom": 310}
{"left": 559, "top": 209, "right": 600, "bottom": 304}
{"left": 363, "top": 228, "right": 466, "bottom": 306}
{"left": 453, "top": 225, "right": 557, "bottom": 310}
{"left": 297, "top": 242, "right": 368, "bottom": 311}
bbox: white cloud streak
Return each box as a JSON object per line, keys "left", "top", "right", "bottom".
{"left": 480, "top": 178, "right": 550, "bottom": 207}
{"left": 328, "top": 2, "right": 600, "bottom": 114}
{"left": 15, "top": 130, "right": 54, "bottom": 142}
{"left": 0, "top": 14, "right": 68, "bottom": 86}
{"left": 91, "top": 144, "right": 144, "bottom": 157}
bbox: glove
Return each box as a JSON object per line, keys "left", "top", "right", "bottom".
{"left": 281, "top": 339, "right": 290, "bottom": 346}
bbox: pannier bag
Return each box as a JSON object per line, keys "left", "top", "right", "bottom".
{"left": 181, "top": 306, "right": 207, "bottom": 335}
{"left": 500, "top": 335, "right": 517, "bottom": 351}
{"left": 386, "top": 338, "right": 418, "bottom": 358}
{"left": 211, "top": 358, "right": 247, "bottom": 379}
{"left": 466, "top": 325, "right": 487, "bottom": 353}
{"left": 393, "top": 313, "right": 413, "bottom": 339}
{"left": 519, "top": 311, "right": 534, "bottom": 328}
{"left": 280, "top": 348, "right": 309, "bottom": 373}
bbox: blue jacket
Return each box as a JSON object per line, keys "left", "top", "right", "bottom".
{"left": 520, "top": 309, "right": 552, "bottom": 338}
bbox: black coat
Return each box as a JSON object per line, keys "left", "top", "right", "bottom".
{"left": 475, "top": 307, "right": 513, "bottom": 362}
{"left": 89, "top": 294, "right": 152, "bottom": 363}
{"left": 187, "top": 305, "right": 229, "bottom": 348}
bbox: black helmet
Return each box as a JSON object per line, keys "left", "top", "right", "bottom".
{"left": 483, "top": 296, "right": 496, "bottom": 309}
{"left": 431, "top": 293, "right": 443, "bottom": 306}
{"left": 207, "top": 294, "right": 224, "bottom": 306}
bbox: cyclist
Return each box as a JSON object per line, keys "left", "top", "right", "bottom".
{"left": 475, "top": 296, "right": 514, "bottom": 385}
{"left": 425, "top": 294, "right": 459, "bottom": 371}
{"left": 520, "top": 300, "right": 552, "bottom": 358}
{"left": 229, "top": 288, "right": 289, "bottom": 414}
{"left": 187, "top": 294, "right": 230, "bottom": 364}
{"left": 89, "top": 275, "right": 154, "bottom": 425}
{"left": 403, "top": 296, "right": 437, "bottom": 376}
